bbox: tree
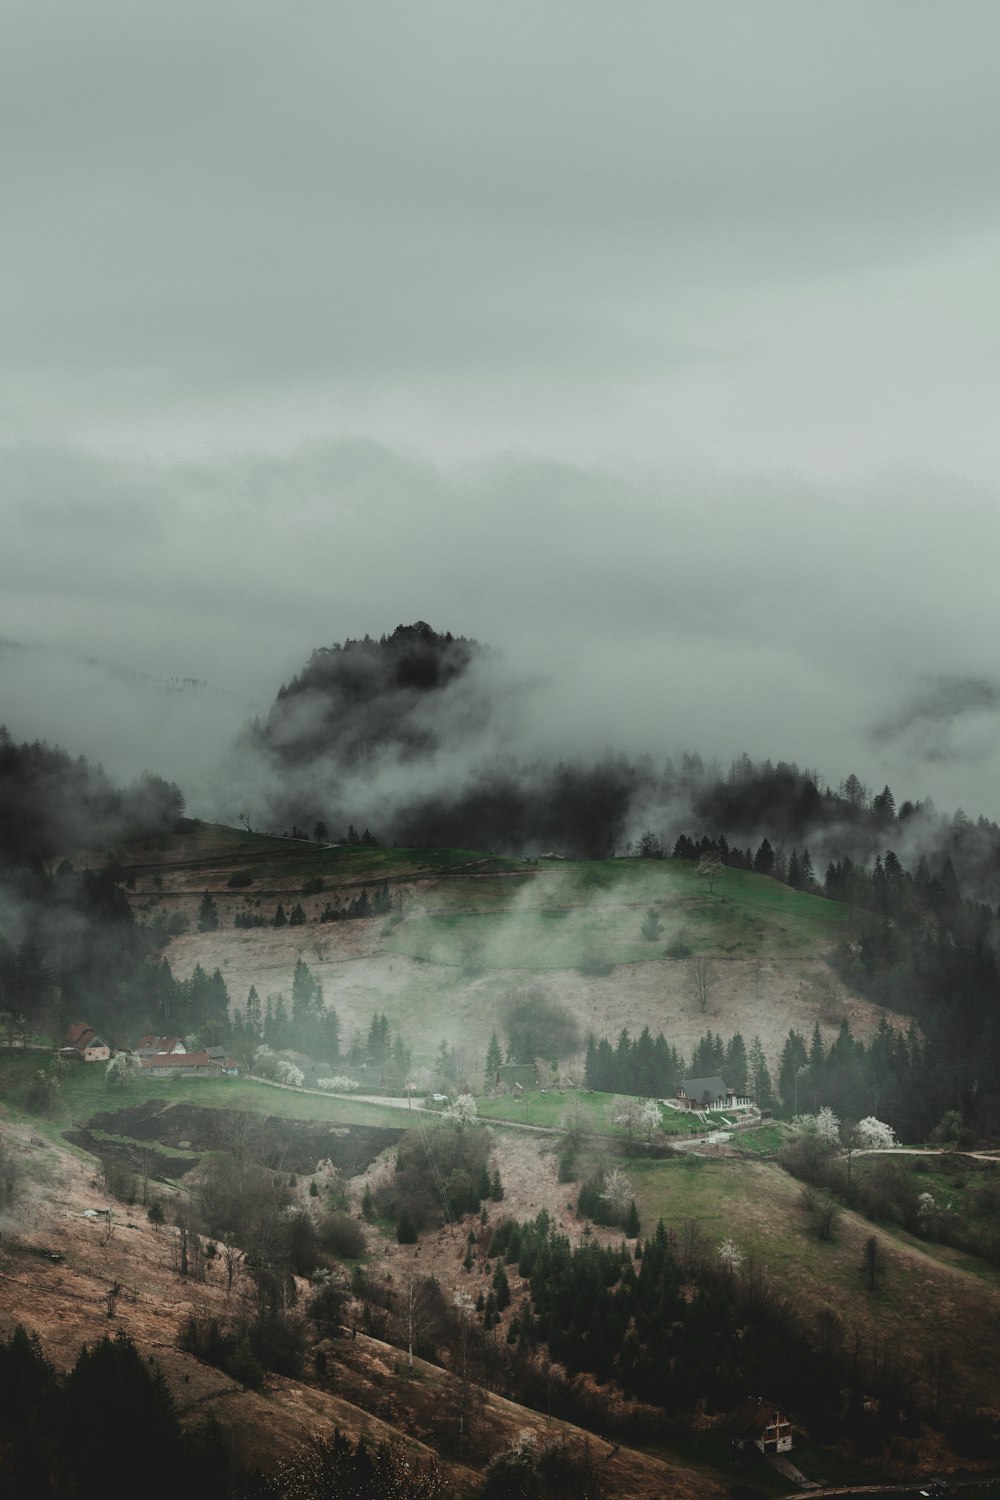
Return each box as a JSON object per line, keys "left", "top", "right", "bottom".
{"left": 855, "top": 1115, "right": 896, "bottom": 1150}
{"left": 718, "top": 1236, "right": 744, "bottom": 1278}
{"left": 636, "top": 830, "right": 663, "bottom": 858}
{"left": 697, "top": 851, "right": 723, "bottom": 894}
{"left": 485, "top": 1030, "right": 502, "bottom": 1081}
{"left": 748, "top": 1034, "right": 774, "bottom": 1108}
{"left": 444, "top": 1094, "right": 478, "bottom": 1126}
{"left": 397, "top": 1210, "right": 418, "bottom": 1244}
{"left": 753, "top": 838, "right": 775, "bottom": 875}
{"left": 197, "top": 891, "right": 219, "bottom": 932}
{"left": 862, "top": 1233, "right": 884, "bottom": 1293}
{"left": 690, "top": 956, "right": 716, "bottom": 1013}
{"left": 599, "top": 1166, "right": 633, "bottom": 1222}
{"left": 106, "top": 1051, "right": 140, "bottom": 1089}
{"left": 640, "top": 907, "right": 664, "bottom": 942}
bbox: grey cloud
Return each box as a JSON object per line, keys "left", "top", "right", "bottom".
{"left": 870, "top": 676, "right": 1000, "bottom": 765}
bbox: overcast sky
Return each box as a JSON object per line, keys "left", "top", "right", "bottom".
{"left": 3, "top": 1, "right": 1000, "bottom": 820}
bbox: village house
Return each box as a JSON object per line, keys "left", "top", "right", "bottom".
{"left": 674, "top": 1076, "right": 753, "bottom": 1111}
{"left": 734, "top": 1398, "right": 795, "bottom": 1454}
{"left": 135, "top": 1035, "right": 187, "bottom": 1057}
{"left": 59, "top": 1022, "right": 110, "bottom": 1063}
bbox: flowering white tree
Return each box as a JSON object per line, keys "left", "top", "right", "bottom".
{"left": 445, "top": 1093, "right": 478, "bottom": 1126}
{"left": 718, "top": 1236, "right": 744, "bottom": 1276}
{"left": 600, "top": 1166, "right": 633, "bottom": 1219}
{"left": 614, "top": 1097, "right": 662, "bottom": 1144}
{"left": 816, "top": 1106, "right": 841, "bottom": 1144}
{"left": 855, "top": 1116, "right": 896, "bottom": 1150}
{"left": 252, "top": 1044, "right": 277, "bottom": 1079}
{"left": 106, "top": 1052, "right": 140, "bottom": 1089}
{"left": 275, "top": 1059, "right": 305, "bottom": 1088}
{"left": 316, "top": 1075, "right": 360, "bottom": 1092}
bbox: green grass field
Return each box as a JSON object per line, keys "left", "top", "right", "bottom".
{"left": 382, "top": 858, "right": 845, "bottom": 970}
{"left": 0, "top": 1052, "right": 418, "bottom": 1135}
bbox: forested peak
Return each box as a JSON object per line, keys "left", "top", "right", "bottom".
{"left": 277, "top": 622, "right": 480, "bottom": 703}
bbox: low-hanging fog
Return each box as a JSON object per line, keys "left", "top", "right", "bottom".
{"left": 3, "top": 2, "right": 1000, "bottom": 826}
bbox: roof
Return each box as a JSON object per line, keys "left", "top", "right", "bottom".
{"left": 735, "top": 1398, "right": 793, "bottom": 1435}
{"left": 679, "top": 1076, "right": 727, "bottom": 1102}
{"left": 63, "top": 1022, "right": 107, "bottom": 1052}
{"left": 139, "top": 1051, "right": 218, "bottom": 1070}
{"left": 135, "top": 1035, "right": 184, "bottom": 1052}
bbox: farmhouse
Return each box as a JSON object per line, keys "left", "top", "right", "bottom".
{"left": 734, "top": 1398, "right": 795, "bottom": 1454}
{"left": 674, "top": 1076, "right": 753, "bottom": 1111}
{"left": 135, "top": 1035, "right": 186, "bottom": 1056}
{"left": 60, "top": 1022, "right": 110, "bottom": 1063}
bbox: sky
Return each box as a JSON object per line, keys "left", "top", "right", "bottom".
{"left": 3, "top": 1, "right": 1000, "bottom": 822}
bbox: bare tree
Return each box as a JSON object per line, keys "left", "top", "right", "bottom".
{"left": 222, "top": 1232, "right": 242, "bottom": 1295}
{"left": 690, "top": 956, "right": 717, "bottom": 1013}
{"left": 560, "top": 1099, "right": 588, "bottom": 1148}
{"left": 402, "top": 1273, "right": 437, "bottom": 1372}
{"left": 862, "top": 1234, "right": 884, "bottom": 1293}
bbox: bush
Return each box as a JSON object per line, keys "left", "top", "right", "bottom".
{"left": 317, "top": 1210, "right": 367, "bottom": 1260}
{"left": 663, "top": 933, "right": 692, "bottom": 959}
{"left": 307, "top": 1274, "right": 349, "bottom": 1335}
{"left": 397, "top": 1211, "right": 418, "bottom": 1244}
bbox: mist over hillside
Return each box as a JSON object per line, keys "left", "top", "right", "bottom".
{"left": 214, "top": 623, "right": 1000, "bottom": 905}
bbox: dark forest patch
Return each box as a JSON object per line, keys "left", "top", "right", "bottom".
{"left": 69, "top": 1099, "right": 403, "bottom": 1175}
{"left": 62, "top": 1126, "right": 198, "bottom": 1183}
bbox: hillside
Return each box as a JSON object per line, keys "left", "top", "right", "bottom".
{"left": 117, "top": 823, "right": 909, "bottom": 1079}
{"left": 0, "top": 1083, "right": 729, "bottom": 1499}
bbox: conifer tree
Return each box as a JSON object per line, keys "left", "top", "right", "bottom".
{"left": 485, "top": 1030, "right": 503, "bottom": 1079}
{"left": 197, "top": 891, "right": 219, "bottom": 932}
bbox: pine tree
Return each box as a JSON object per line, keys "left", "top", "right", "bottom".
{"left": 197, "top": 891, "right": 219, "bottom": 932}
{"left": 748, "top": 1034, "right": 774, "bottom": 1108}
{"left": 624, "top": 1199, "right": 641, "bottom": 1238}
{"left": 492, "top": 1262, "right": 511, "bottom": 1311}
{"left": 273, "top": 903, "right": 287, "bottom": 928}
{"left": 490, "top": 1167, "right": 504, "bottom": 1202}
{"left": 485, "top": 1030, "right": 503, "bottom": 1080}
{"left": 245, "top": 984, "right": 262, "bottom": 1037}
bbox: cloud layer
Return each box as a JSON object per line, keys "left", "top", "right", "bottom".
{"left": 3, "top": 3, "right": 1000, "bottom": 819}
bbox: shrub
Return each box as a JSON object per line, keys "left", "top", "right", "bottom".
{"left": 317, "top": 1211, "right": 367, "bottom": 1260}
{"left": 397, "top": 1211, "right": 418, "bottom": 1244}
